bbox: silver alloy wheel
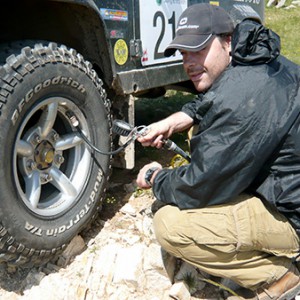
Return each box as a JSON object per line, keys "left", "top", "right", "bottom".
{"left": 14, "top": 97, "right": 91, "bottom": 217}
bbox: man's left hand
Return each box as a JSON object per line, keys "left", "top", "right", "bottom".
{"left": 136, "top": 162, "right": 162, "bottom": 189}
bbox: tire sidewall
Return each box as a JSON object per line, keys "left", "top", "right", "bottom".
{"left": 0, "top": 52, "right": 111, "bottom": 250}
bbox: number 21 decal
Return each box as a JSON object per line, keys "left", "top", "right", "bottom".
{"left": 139, "top": 0, "right": 187, "bottom": 65}
{"left": 153, "top": 11, "right": 176, "bottom": 59}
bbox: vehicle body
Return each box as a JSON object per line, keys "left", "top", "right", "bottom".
{"left": 0, "top": 0, "right": 264, "bottom": 266}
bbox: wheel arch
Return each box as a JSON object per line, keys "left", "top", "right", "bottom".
{"left": 0, "top": 0, "right": 115, "bottom": 89}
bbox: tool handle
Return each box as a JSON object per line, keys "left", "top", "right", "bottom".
{"left": 163, "top": 139, "right": 191, "bottom": 162}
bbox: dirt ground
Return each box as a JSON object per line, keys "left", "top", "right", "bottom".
{"left": 0, "top": 144, "right": 229, "bottom": 299}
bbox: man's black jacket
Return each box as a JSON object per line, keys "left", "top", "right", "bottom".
{"left": 153, "top": 20, "right": 300, "bottom": 234}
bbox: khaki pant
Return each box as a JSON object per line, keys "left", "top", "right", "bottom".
{"left": 153, "top": 194, "right": 300, "bottom": 290}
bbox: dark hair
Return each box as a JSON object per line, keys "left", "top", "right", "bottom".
{"left": 215, "top": 33, "right": 232, "bottom": 46}
{"left": 216, "top": 33, "right": 232, "bottom": 41}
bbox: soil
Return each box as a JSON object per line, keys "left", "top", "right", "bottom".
{"left": 0, "top": 146, "right": 197, "bottom": 296}
{"left": 0, "top": 144, "right": 229, "bottom": 299}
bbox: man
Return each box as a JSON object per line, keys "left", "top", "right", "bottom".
{"left": 136, "top": 3, "right": 300, "bottom": 300}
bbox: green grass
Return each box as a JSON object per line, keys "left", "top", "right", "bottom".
{"left": 265, "top": 1, "right": 300, "bottom": 64}
{"left": 135, "top": 90, "right": 193, "bottom": 126}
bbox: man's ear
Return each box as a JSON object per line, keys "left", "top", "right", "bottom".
{"left": 222, "top": 35, "right": 232, "bottom": 53}
{"left": 227, "top": 35, "right": 232, "bottom": 53}
{"left": 226, "top": 35, "right": 232, "bottom": 45}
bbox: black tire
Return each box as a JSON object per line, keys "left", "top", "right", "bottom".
{"left": 0, "top": 41, "right": 112, "bottom": 267}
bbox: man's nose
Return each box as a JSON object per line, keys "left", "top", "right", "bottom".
{"left": 183, "top": 53, "right": 196, "bottom": 66}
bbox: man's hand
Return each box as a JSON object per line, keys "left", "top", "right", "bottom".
{"left": 136, "top": 162, "right": 162, "bottom": 189}
{"left": 137, "top": 119, "right": 172, "bottom": 149}
{"left": 137, "top": 112, "right": 194, "bottom": 149}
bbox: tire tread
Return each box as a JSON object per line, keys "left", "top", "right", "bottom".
{"left": 0, "top": 40, "right": 112, "bottom": 267}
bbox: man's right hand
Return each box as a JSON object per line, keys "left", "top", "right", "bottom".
{"left": 137, "top": 111, "right": 194, "bottom": 149}
{"left": 138, "top": 119, "right": 172, "bottom": 148}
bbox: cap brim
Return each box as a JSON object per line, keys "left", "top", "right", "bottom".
{"left": 164, "top": 33, "right": 214, "bottom": 57}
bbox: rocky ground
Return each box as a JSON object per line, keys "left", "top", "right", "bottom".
{"left": 1, "top": 119, "right": 300, "bottom": 299}
{"left": 0, "top": 148, "right": 228, "bottom": 300}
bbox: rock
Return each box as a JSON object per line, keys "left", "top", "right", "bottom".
{"left": 122, "top": 234, "right": 140, "bottom": 245}
{"left": 175, "top": 262, "right": 206, "bottom": 294}
{"left": 0, "top": 177, "right": 217, "bottom": 299}
{"left": 267, "top": 0, "right": 278, "bottom": 7}
{"left": 161, "top": 249, "right": 178, "bottom": 281}
{"left": 276, "top": 0, "right": 287, "bottom": 7}
{"left": 169, "top": 281, "right": 191, "bottom": 300}
{"left": 144, "top": 243, "right": 174, "bottom": 291}
{"left": 91, "top": 243, "right": 122, "bottom": 296}
{"left": 0, "top": 292, "right": 20, "bottom": 300}
{"left": 120, "top": 202, "right": 137, "bottom": 216}
{"left": 21, "top": 271, "right": 46, "bottom": 290}
{"left": 285, "top": 4, "right": 297, "bottom": 9}
{"left": 113, "top": 244, "right": 146, "bottom": 288}
{"left": 56, "top": 235, "right": 86, "bottom": 267}
{"left": 124, "top": 181, "right": 137, "bottom": 193}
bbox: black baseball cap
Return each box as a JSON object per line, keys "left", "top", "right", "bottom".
{"left": 164, "top": 3, "right": 234, "bottom": 57}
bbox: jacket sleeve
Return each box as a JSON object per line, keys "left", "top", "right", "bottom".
{"left": 152, "top": 65, "right": 300, "bottom": 209}
{"left": 181, "top": 93, "right": 209, "bottom": 124}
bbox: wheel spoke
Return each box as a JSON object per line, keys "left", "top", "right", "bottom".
{"left": 55, "top": 133, "right": 84, "bottom": 151}
{"left": 39, "top": 102, "right": 58, "bottom": 138}
{"left": 49, "top": 167, "right": 78, "bottom": 198}
{"left": 25, "top": 171, "right": 41, "bottom": 208}
{"left": 16, "top": 140, "right": 34, "bottom": 157}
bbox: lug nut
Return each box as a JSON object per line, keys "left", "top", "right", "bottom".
{"left": 34, "top": 134, "right": 41, "bottom": 144}
{"left": 52, "top": 132, "right": 59, "bottom": 141}
{"left": 41, "top": 173, "right": 52, "bottom": 182}
{"left": 27, "top": 160, "right": 37, "bottom": 170}
{"left": 55, "top": 154, "right": 64, "bottom": 164}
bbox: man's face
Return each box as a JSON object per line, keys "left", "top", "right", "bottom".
{"left": 181, "top": 36, "right": 231, "bottom": 92}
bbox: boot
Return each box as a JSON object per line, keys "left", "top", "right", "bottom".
{"left": 227, "top": 264, "right": 300, "bottom": 300}
{"left": 257, "top": 264, "right": 300, "bottom": 300}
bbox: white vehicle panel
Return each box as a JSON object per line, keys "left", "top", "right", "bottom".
{"left": 139, "top": 0, "right": 187, "bottom": 66}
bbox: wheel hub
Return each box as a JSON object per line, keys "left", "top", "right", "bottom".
{"left": 20, "top": 129, "right": 64, "bottom": 181}
{"left": 35, "top": 141, "right": 55, "bottom": 169}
